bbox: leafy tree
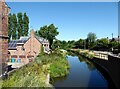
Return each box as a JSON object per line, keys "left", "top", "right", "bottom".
{"left": 39, "top": 24, "right": 59, "bottom": 49}
{"left": 52, "top": 40, "right": 61, "bottom": 50}
{"left": 93, "top": 38, "right": 109, "bottom": 51}
{"left": 87, "top": 32, "right": 97, "bottom": 49}
{"left": 8, "top": 13, "right": 12, "bottom": 42}
{"left": 12, "top": 14, "right": 17, "bottom": 40}
{"left": 108, "top": 41, "right": 118, "bottom": 49}
{"left": 38, "top": 25, "right": 48, "bottom": 38}
{"left": 23, "top": 13, "right": 29, "bottom": 36}
{"left": 8, "top": 12, "right": 29, "bottom": 40}
{"left": 74, "top": 39, "right": 84, "bottom": 49}
{"left": 97, "top": 38, "right": 109, "bottom": 46}
{"left": 61, "top": 40, "right": 68, "bottom": 49}
{"left": 17, "top": 12, "right": 23, "bottom": 39}
{"left": 67, "top": 40, "right": 76, "bottom": 48}
{"left": 87, "top": 32, "right": 97, "bottom": 43}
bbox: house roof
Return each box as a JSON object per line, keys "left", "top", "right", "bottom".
{"left": 8, "top": 36, "right": 49, "bottom": 50}
{"left": 109, "top": 38, "right": 120, "bottom": 41}
{"left": 113, "top": 38, "right": 120, "bottom": 41}
{"left": 8, "top": 40, "right": 18, "bottom": 50}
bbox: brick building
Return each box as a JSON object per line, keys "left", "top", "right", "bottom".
{"left": 0, "top": 0, "right": 10, "bottom": 75}
{"left": 8, "top": 30, "right": 50, "bottom": 64}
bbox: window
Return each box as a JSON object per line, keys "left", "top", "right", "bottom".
{"left": 21, "top": 46, "right": 25, "bottom": 51}
{"left": 19, "top": 55, "right": 26, "bottom": 58}
{"left": 11, "top": 55, "right": 17, "bottom": 58}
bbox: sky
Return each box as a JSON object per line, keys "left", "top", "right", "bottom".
{"left": 7, "top": 2, "right": 118, "bottom": 41}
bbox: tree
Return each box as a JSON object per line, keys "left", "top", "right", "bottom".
{"left": 52, "top": 39, "right": 61, "bottom": 49}
{"left": 61, "top": 40, "right": 68, "bottom": 49}
{"left": 39, "top": 24, "right": 59, "bottom": 49}
{"left": 87, "top": 32, "right": 97, "bottom": 43}
{"left": 38, "top": 25, "right": 48, "bottom": 38}
{"left": 87, "top": 32, "right": 97, "bottom": 49}
{"left": 23, "top": 13, "right": 29, "bottom": 36}
{"left": 12, "top": 14, "right": 17, "bottom": 40}
{"left": 74, "top": 39, "right": 84, "bottom": 49}
{"left": 93, "top": 38, "right": 109, "bottom": 51}
{"left": 8, "top": 12, "right": 29, "bottom": 40}
{"left": 97, "top": 38, "right": 109, "bottom": 46}
{"left": 17, "top": 12, "right": 23, "bottom": 39}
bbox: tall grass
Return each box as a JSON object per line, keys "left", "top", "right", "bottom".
{"left": 1, "top": 61, "right": 52, "bottom": 88}
{"left": 36, "top": 49, "right": 70, "bottom": 78}
{"left": 1, "top": 48, "right": 70, "bottom": 88}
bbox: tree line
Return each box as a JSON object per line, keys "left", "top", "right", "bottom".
{"left": 8, "top": 12, "right": 29, "bottom": 41}
{"left": 35, "top": 23, "right": 119, "bottom": 53}
{"left": 52, "top": 32, "right": 119, "bottom": 52}
{"left": 8, "top": 13, "right": 118, "bottom": 53}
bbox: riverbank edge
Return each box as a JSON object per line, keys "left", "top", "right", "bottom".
{"left": 91, "top": 55, "right": 120, "bottom": 89}
{"left": 67, "top": 49, "right": 118, "bottom": 89}
{"left": 88, "top": 58, "right": 117, "bottom": 89}
{"left": 67, "top": 49, "right": 94, "bottom": 59}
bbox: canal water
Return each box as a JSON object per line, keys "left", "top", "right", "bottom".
{"left": 52, "top": 55, "right": 108, "bottom": 88}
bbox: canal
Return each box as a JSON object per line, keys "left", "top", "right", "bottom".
{"left": 52, "top": 55, "right": 108, "bottom": 88}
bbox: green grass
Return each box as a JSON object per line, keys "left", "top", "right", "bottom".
{"left": 0, "top": 61, "right": 52, "bottom": 88}
{"left": 36, "top": 49, "right": 70, "bottom": 78}
{"left": 1, "top": 48, "right": 70, "bottom": 88}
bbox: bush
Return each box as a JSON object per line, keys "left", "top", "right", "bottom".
{"left": 1, "top": 62, "right": 51, "bottom": 87}
{"left": 36, "top": 49, "right": 70, "bottom": 78}
{"left": 1, "top": 48, "right": 70, "bottom": 87}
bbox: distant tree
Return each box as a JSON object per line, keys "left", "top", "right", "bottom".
{"left": 52, "top": 40, "right": 61, "bottom": 49}
{"left": 93, "top": 38, "right": 109, "bottom": 51}
{"left": 17, "top": 12, "right": 23, "bottom": 39}
{"left": 61, "top": 40, "right": 68, "bottom": 49}
{"left": 87, "top": 32, "right": 97, "bottom": 43}
{"left": 108, "top": 41, "right": 118, "bottom": 50}
{"left": 23, "top": 13, "right": 29, "bottom": 36}
{"left": 74, "top": 39, "right": 84, "bottom": 49}
{"left": 8, "top": 12, "right": 29, "bottom": 40}
{"left": 8, "top": 13, "right": 12, "bottom": 42}
{"left": 12, "top": 14, "right": 17, "bottom": 40}
{"left": 39, "top": 24, "right": 59, "bottom": 49}
{"left": 87, "top": 32, "right": 97, "bottom": 49}
{"left": 97, "top": 38, "right": 109, "bottom": 46}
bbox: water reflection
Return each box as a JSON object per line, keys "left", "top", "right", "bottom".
{"left": 52, "top": 54, "right": 108, "bottom": 88}
{"left": 67, "top": 52, "right": 95, "bottom": 70}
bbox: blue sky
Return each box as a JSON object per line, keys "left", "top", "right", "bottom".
{"left": 7, "top": 2, "right": 118, "bottom": 41}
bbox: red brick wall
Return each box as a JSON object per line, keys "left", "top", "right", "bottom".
{"left": 9, "top": 30, "right": 42, "bottom": 64}
{"left": 0, "top": 0, "right": 10, "bottom": 74}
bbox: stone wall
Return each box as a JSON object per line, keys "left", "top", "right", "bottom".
{"left": 92, "top": 55, "right": 120, "bottom": 89}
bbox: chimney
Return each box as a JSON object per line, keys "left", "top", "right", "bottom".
{"left": 30, "top": 29, "right": 35, "bottom": 37}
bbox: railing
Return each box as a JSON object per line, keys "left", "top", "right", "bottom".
{"left": 93, "top": 51, "right": 110, "bottom": 60}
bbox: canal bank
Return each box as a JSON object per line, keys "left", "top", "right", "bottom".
{"left": 90, "top": 55, "right": 120, "bottom": 89}
{"left": 52, "top": 55, "right": 107, "bottom": 88}
{"left": 68, "top": 49, "right": 119, "bottom": 89}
